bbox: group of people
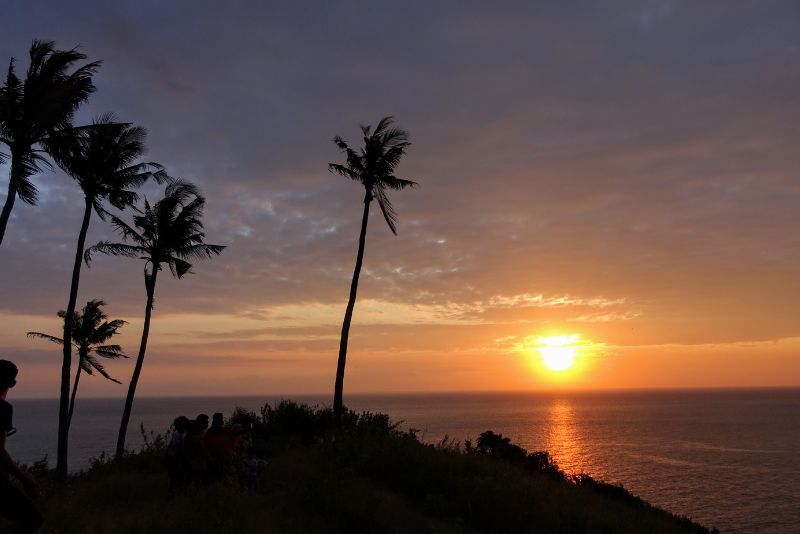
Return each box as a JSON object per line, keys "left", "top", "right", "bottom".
{"left": 0, "top": 359, "right": 271, "bottom": 532}
{"left": 164, "top": 411, "right": 266, "bottom": 494}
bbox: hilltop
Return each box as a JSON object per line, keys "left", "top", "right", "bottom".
{"left": 17, "top": 401, "right": 714, "bottom": 533}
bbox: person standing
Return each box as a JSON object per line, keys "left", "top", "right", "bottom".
{"left": 164, "top": 415, "right": 189, "bottom": 495}
{"left": 184, "top": 415, "right": 210, "bottom": 487}
{"left": 204, "top": 412, "right": 234, "bottom": 482}
{"left": 0, "top": 360, "right": 43, "bottom": 532}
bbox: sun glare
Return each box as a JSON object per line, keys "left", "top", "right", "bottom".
{"left": 536, "top": 335, "right": 581, "bottom": 372}
{"left": 514, "top": 332, "right": 602, "bottom": 378}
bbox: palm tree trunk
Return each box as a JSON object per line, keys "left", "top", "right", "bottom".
{"left": 333, "top": 190, "right": 372, "bottom": 425}
{"left": 56, "top": 195, "right": 93, "bottom": 479}
{"left": 116, "top": 266, "right": 158, "bottom": 458}
{"left": 0, "top": 153, "right": 20, "bottom": 247}
{"left": 67, "top": 364, "right": 82, "bottom": 428}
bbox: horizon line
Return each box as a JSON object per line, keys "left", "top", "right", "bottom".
{"left": 13, "top": 384, "right": 800, "bottom": 401}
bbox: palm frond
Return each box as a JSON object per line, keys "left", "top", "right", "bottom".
{"left": 173, "top": 243, "right": 226, "bottom": 262}
{"left": 15, "top": 174, "right": 39, "bottom": 205}
{"left": 13, "top": 151, "right": 52, "bottom": 204}
{"left": 82, "top": 353, "right": 121, "bottom": 384}
{"left": 78, "top": 353, "right": 95, "bottom": 374}
{"left": 84, "top": 241, "right": 147, "bottom": 265}
{"left": 164, "top": 180, "right": 200, "bottom": 204}
{"left": 26, "top": 331, "right": 64, "bottom": 345}
{"left": 372, "top": 116, "right": 395, "bottom": 137}
{"left": 109, "top": 214, "right": 147, "bottom": 244}
{"left": 106, "top": 189, "right": 140, "bottom": 213}
{"left": 153, "top": 168, "right": 172, "bottom": 184}
{"left": 93, "top": 344, "right": 126, "bottom": 359}
{"left": 328, "top": 163, "right": 359, "bottom": 181}
{"left": 87, "top": 319, "right": 126, "bottom": 345}
{"left": 375, "top": 187, "right": 398, "bottom": 235}
{"left": 167, "top": 257, "right": 193, "bottom": 278}
{"left": 170, "top": 195, "right": 206, "bottom": 228}
{"left": 381, "top": 176, "right": 418, "bottom": 190}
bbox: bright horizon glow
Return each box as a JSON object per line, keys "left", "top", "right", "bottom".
{"left": 537, "top": 335, "right": 580, "bottom": 372}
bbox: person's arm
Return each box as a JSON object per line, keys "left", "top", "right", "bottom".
{"left": 0, "top": 431, "right": 39, "bottom": 497}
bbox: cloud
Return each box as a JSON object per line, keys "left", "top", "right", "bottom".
{"left": 1, "top": 1, "right": 799, "bottom": 394}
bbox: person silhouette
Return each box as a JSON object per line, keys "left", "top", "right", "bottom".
{"left": 185, "top": 415, "right": 210, "bottom": 486}
{"left": 205, "top": 412, "right": 235, "bottom": 482}
{"left": 196, "top": 413, "right": 209, "bottom": 434}
{"left": 0, "top": 360, "right": 43, "bottom": 532}
{"left": 165, "top": 415, "right": 189, "bottom": 495}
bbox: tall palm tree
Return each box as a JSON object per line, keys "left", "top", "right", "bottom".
{"left": 27, "top": 299, "right": 127, "bottom": 427}
{"left": 0, "top": 39, "right": 99, "bottom": 246}
{"left": 45, "top": 115, "right": 167, "bottom": 477}
{"left": 328, "top": 116, "right": 417, "bottom": 425}
{"left": 84, "top": 181, "right": 224, "bottom": 458}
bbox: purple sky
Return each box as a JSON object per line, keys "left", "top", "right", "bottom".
{"left": 1, "top": 1, "right": 799, "bottom": 397}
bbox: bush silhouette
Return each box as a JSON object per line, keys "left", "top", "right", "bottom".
{"left": 468, "top": 430, "right": 564, "bottom": 478}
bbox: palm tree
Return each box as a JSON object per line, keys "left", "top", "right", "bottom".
{"left": 45, "top": 115, "right": 167, "bottom": 478}
{"left": 328, "top": 116, "right": 417, "bottom": 425}
{"left": 84, "top": 181, "right": 224, "bottom": 457}
{"left": 27, "top": 299, "right": 127, "bottom": 427}
{"left": 0, "top": 39, "right": 100, "bottom": 246}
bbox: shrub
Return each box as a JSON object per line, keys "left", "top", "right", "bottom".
{"left": 467, "top": 430, "right": 564, "bottom": 479}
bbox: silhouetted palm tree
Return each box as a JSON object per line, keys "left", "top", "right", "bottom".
{"left": 328, "top": 116, "right": 417, "bottom": 424}
{"left": 84, "top": 181, "right": 224, "bottom": 457}
{"left": 0, "top": 39, "right": 99, "bottom": 246}
{"left": 27, "top": 299, "right": 127, "bottom": 427}
{"left": 45, "top": 115, "right": 167, "bottom": 477}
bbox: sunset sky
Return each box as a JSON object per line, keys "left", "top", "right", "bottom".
{"left": 2, "top": 1, "right": 799, "bottom": 398}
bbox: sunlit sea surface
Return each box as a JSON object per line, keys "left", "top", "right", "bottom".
{"left": 8, "top": 389, "right": 799, "bottom": 533}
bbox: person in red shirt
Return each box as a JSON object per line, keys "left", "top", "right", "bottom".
{"left": 204, "top": 412, "right": 235, "bottom": 482}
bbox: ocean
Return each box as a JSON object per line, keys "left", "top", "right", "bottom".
{"left": 6, "top": 388, "right": 799, "bottom": 533}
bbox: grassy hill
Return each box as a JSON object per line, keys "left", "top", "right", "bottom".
{"left": 14, "top": 401, "right": 715, "bottom": 533}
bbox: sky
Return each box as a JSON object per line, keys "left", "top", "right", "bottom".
{"left": 1, "top": 1, "right": 799, "bottom": 398}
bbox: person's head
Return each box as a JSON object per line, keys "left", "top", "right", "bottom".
{"left": 0, "top": 360, "right": 18, "bottom": 392}
{"left": 173, "top": 415, "right": 189, "bottom": 432}
{"left": 211, "top": 412, "right": 224, "bottom": 429}
{"left": 196, "top": 413, "right": 209, "bottom": 430}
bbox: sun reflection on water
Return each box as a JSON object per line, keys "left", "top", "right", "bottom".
{"left": 545, "top": 400, "right": 583, "bottom": 475}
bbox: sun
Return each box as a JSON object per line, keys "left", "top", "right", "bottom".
{"left": 536, "top": 335, "right": 580, "bottom": 372}
{"left": 514, "top": 333, "right": 602, "bottom": 378}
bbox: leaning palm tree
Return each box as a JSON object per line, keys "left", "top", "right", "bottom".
{"left": 45, "top": 114, "right": 167, "bottom": 478}
{"left": 27, "top": 299, "right": 127, "bottom": 427}
{"left": 328, "top": 116, "right": 417, "bottom": 425}
{"left": 84, "top": 181, "right": 224, "bottom": 457}
{"left": 0, "top": 39, "right": 99, "bottom": 246}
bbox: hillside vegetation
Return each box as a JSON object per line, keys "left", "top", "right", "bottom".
{"left": 14, "top": 401, "right": 714, "bottom": 533}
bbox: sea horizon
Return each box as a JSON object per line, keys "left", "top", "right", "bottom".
{"left": 12, "top": 384, "right": 800, "bottom": 401}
